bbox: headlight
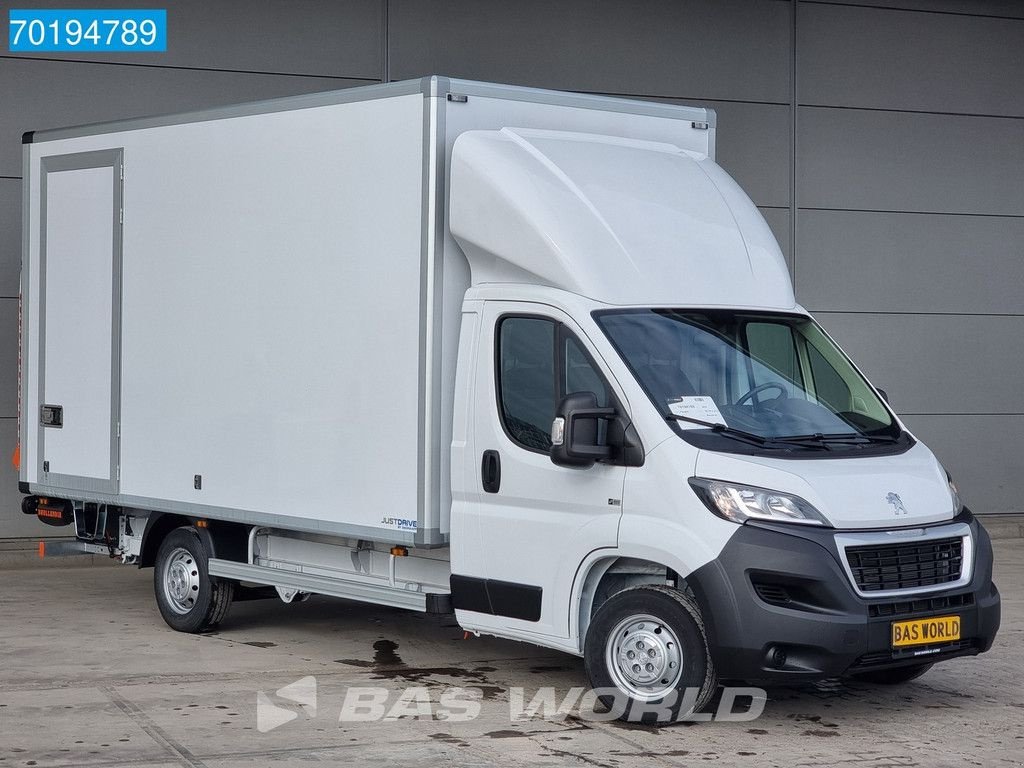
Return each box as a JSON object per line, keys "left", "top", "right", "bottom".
{"left": 944, "top": 469, "right": 964, "bottom": 514}
{"left": 689, "top": 477, "right": 831, "bottom": 527}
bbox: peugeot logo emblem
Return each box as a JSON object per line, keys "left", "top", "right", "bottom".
{"left": 886, "top": 492, "right": 908, "bottom": 516}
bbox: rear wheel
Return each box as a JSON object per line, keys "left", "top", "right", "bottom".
{"left": 154, "top": 527, "right": 234, "bottom": 632}
{"left": 849, "top": 663, "right": 933, "bottom": 685}
{"left": 584, "top": 585, "right": 717, "bottom": 724}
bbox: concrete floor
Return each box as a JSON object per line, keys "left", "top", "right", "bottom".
{"left": 1, "top": 541, "right": 1022, "bottom": 768}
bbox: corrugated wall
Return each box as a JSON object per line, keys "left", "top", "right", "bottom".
{"left": 0, "top": 0, "right": 1021, "bottom": 537}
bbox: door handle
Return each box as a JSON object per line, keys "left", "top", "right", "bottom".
{"left": 481, "top": 450, "right": 501, "bottom": 494}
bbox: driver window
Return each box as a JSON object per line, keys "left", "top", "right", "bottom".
{"left": 497, "top": 317, "right": 612, "bottom": 453}
{"left": 498, "top": 317, "right": 556, "bottom": 452}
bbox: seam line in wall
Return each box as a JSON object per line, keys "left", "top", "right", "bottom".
{"left": 800, "top": 0, "right": 1024, "bottom": 23}
{"left": 790, "top": 0, "right": 799, "bottom": 285}
{"left": 800, "top": 102, "right": 1024, "bottom": 122}
{"left": 381, "top": 0, "right": 390, "bottom": 83}
{"left": 800, "top": 207, "right": 1024, "bottom": 219}
{"left": 585, "top": 90, "right": 789, "bottom": 108}
{"left": 0, "top": 54, "right": 382, "bottom": 82}
{"left": 900, "top": 413, "right": 1024, "bottom": 417}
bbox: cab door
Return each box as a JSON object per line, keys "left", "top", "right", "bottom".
{"left": 450, "top": 302, "right": 627, "bottom": 640}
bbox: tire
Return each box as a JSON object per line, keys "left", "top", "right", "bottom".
{"left": 849, "top": 663, "right": 933, "bottom": 685}
{"left": 154, "top": 527, "right": 234, "bottom": 633}
{"left": 584, "top": 585, "right": 718, "bottom": 724}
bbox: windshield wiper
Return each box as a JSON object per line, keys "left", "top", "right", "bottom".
{"left": 666, "top": 417, "right": 899, "bottom": 450}
{"left": 665, "top": 414, "right": 772, "bottom": 447}
{"left": 772, "top": 432, "right": 899, "bottom": 447}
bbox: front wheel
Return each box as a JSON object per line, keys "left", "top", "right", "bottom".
{"left": 584, "top": 585, "right": 717, "bottom": 724}
{"left": 154, "top": 527, "right": 234, "bottom": 633}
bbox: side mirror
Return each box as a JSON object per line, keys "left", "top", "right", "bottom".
{"left": 876, "top": 388, "right": 890, "bottom": 404}
{"left": 550, "top": 391, "right": 615, "bottom": 468}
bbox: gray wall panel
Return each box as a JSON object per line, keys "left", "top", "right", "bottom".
{"left": 643, "top": 98, "right": 791, "bottom": 207}
{"left": 388, "top": 0, "right": 792, "bottom": 103}
{"left": 0, "top": 179, "right": 20, "bottom": 299}
{"left": 816, "top": 312, "right": 1024, "bottom": 415}
{"left": 800, "top": 4, "right": 1024, "bottom": 116}
{"left": 802, "top": 0, "right": 1024, "bottom": 19}
{"left": 902, "top": 415, "right": 1024, "bottom": 514}
{"left": 760, "top": 208, "right": 792, "bottom": 272}
{"left": 704, "top": 100, "right": 791, "bottom": 208}
{"left": 0, "top": 59, "right": 363, "bottom": 175}
{"left": 2, "top": 0, "right": 384, "bottom": 78}
{"left": 0, "top": 419, "right": 41, "bottom": 538}
{"left": 798, "top": 107, "right": 1024, "bottom": 215}
{"left": 796, "top": 210, "right": 1024, "bottom": 314}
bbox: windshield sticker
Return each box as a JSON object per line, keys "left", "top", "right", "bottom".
{"left": 667, "top": 396, "right": 725, "bottom": 427}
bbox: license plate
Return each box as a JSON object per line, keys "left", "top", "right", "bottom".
{"left": 891, "top": 615, "right": 961, "bottom": 647}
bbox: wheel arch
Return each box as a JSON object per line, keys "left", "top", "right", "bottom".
{"left": 139, "top": 513, "right": 191, "bottom": 567}
{"left": 573, "top": 548, "right": 707, "bottom": 654}
{"left": 140, "top": 513, "right": 249, "bottom": 567}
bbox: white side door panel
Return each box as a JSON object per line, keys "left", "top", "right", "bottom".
{"left": 452, "top": 301, "right": 626, "bottom": 639}
{"left": 38, "top": 150, "right": 122, "bottom": 493}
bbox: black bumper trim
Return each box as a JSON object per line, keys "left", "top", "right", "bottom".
{"left": 686, "top": 510, "right": 1001, "bottom": 682}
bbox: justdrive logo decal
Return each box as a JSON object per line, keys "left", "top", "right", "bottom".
{"left": 256, "top": 676, "right": 318, "bottom": 733}
{"left": 381, "top": 515, "right": 418, "bottom": 531}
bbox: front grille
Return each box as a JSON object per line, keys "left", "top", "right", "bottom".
{"left": 868, "top": 592, "right": 974, "bottom": 619}
{"left": 845, "top": 536, "right": 963, "bottom": 593}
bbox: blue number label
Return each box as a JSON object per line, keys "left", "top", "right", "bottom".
{"left": 9, "top": 9, "right": 167, "bottom": 52}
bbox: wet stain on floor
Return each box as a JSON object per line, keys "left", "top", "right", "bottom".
{"left": 372, "top": 639, "right": 403, "bottom": 666}
{"left": 335, "top": 639, "right": 508, "bottom": 700}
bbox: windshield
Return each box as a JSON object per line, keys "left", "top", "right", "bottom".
{"left": 595, "top": 309, "right": 905, "bottom": 453}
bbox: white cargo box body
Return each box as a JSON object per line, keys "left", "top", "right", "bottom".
{"left": 20, "top": 77, "right": 714, "bottom": 546}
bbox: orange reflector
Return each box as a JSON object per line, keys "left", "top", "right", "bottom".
{"left": 390, "top": 546, "right": 408, "bottom": 557}
{"left": 195, "top": 520, "right": 208, "bottom": 528}
{"left": 11, "top": 443, "right": 20, "bottom": 472}
{"left": 38, "top": 541, "right": 45, "bottom": 558}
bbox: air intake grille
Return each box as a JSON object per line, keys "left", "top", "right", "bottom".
{"left": 849, "top": 639, "right": 981, "bottom": 670}
{"left": 752, "top": 582, "right": 790, "bottom": 606}
{"left": 845, "top": 536, "right": 963, "bottom": 593}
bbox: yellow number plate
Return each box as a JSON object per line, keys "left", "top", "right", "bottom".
{"left": 891, "top": 615, "right": 961, "bottom": 647}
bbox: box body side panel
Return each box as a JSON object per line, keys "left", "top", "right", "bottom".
{"left": 24, "top": 93, "right": 433, "bottom": 541}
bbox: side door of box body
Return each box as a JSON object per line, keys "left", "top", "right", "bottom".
{"left": 37, "top": 149, "right": 123, "bottom": 494}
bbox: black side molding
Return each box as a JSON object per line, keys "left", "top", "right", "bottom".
{"left": 22, "top": 131, "right": 35, "bottom": 144}
{"left": 450, "top": 574, "right": 542, "bottom": 622}
{"left": 18, "top": 481, "right": 30, "bottom": 493}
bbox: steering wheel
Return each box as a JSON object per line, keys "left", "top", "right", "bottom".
{"left": 736, "top": 382, "right": 789, "bottom": 407}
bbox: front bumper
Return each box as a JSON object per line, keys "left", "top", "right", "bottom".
{"left": 686, "top": 509, "right": 1001, "bottom": 682}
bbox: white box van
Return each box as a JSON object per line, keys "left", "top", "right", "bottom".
{"left": 18, "top": 77, "right": 1000, "bottom": 723}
